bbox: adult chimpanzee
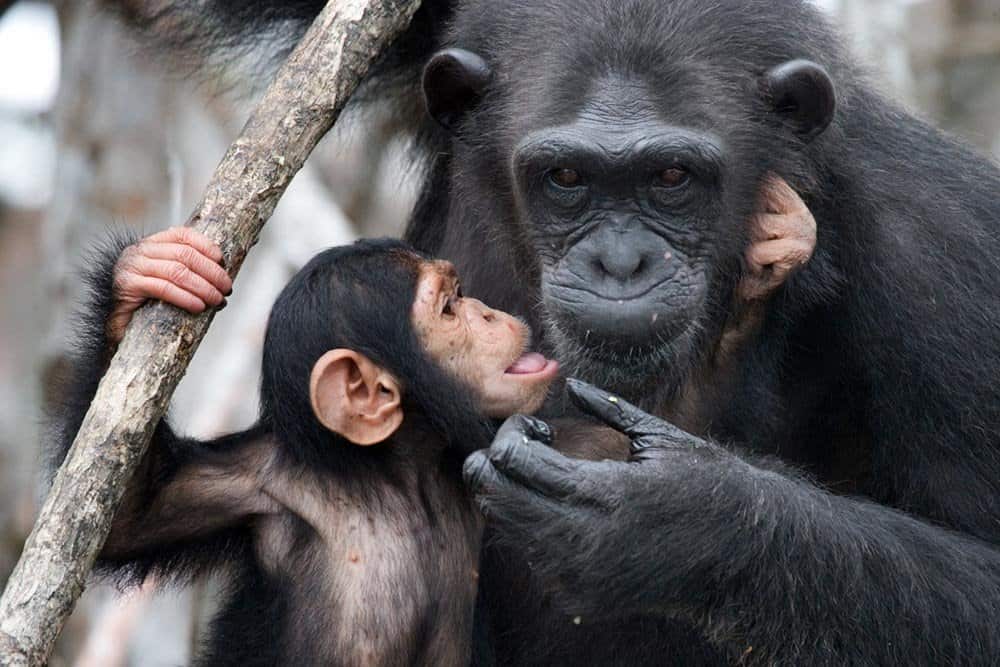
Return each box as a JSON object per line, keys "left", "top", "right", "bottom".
{"left": 97, "top": 0, "right": 1000, "bottom": 664}
{"left": 54, "top": 229, "right": 560, "bottom": 666}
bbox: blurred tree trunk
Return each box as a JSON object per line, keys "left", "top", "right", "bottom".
{"left": 833, "top": 0, "right": 1000, "bottom": 159}
{"left": 40, "top": 3, "right": 185, "bottom": 664}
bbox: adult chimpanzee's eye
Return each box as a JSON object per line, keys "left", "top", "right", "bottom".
{"left": 547, "top": 168, "right": 582, "bottom": 189}
{"left": 543, "top": 168, "right": 588, "bottom": 209}
{"left": 657, "top": 167, "right": 690, "bottom": 189}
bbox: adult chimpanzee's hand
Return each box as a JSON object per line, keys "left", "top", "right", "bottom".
{"left": 464, "top": 378, "right": 751, "bottom": 621}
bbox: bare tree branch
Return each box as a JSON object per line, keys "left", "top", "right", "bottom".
{"left": 0, "top": 1, "right": 422, "bottom": 664}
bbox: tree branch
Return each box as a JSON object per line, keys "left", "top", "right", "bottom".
{"left": 0, "top": 1, "right": 422, "bottom": 664}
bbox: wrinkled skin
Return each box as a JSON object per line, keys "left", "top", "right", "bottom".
{"left": 108, "top": 226, "right": 231, "bottom": 343}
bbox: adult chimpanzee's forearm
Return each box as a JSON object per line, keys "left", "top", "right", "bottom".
{"left": 622, "top": 463, "right": 1000, "bottom": 664}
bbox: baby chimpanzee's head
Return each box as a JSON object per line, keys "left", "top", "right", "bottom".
{"left": 260, "top": 239, "right": 557, "bottom": 463}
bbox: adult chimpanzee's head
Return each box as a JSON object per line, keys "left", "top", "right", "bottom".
{"left": 260, "top": 239, "right": 557, "bottom": 467}
{"left": 421, "top": 0, "right": 838, "bottom": 399}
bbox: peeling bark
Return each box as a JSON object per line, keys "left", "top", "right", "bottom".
{"left": 0, "top": 1, "right": 422, "bottom": 664}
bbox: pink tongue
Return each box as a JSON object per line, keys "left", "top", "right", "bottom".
{"left": 506, "top": 352, "right": 548, "bottom": 375}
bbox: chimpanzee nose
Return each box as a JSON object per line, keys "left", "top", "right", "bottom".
{"left": 575, "top": 223, "right": 674, "bottom": 296}
{"left": 596, "top": 240, "right": 644, "bottom": 282}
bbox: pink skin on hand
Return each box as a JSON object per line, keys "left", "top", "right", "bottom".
{"left": 108, "top": 227, "right": 233, "bottom": 344}
{"left": 740, "top": 175, "right": 817, "bottom": 302}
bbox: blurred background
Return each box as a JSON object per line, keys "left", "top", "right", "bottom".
{"left": 0, "top": 0, "right": 997, "bottom": 664}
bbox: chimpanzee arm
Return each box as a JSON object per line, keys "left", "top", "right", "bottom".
{"left": 465, "top": 385, "right": 1000, "bottom": 665}
{"left": 49, "top": 230, "right": 270, "bottom": 584}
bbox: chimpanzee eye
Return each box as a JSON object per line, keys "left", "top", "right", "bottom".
{"left": 442, "top": 296, "right": 456, "bottom": 317}
{"left": 548, "top": 168, "right": 581, "bottom": 188}
{"left": 657, "top": 167, "right": 690, "bottom": 189}
{"left": 543, "top": 168, "right": 588, "bottom": 208}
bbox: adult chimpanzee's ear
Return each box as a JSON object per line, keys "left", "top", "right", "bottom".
{"left": 760, "top": 60, "right": 836, "bottom": 143}
{"left": 309, "top": 349, "right": 403, "bottom": 446}
{"left": 422, "top": 48, "right": 492, "bottom": 132}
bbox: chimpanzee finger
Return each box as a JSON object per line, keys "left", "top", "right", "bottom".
{"left": 757, "top": 174, "right": 807, "bottom": 215}
{"left": 132, "top": 276, "right": 207, "bottom": 314}
{"left": 520, "top": 414, "right": 554, "bottom": 444}
{"left": 138, "top": 242, "right": 233, "bottom": 295}
{"left": 145, "top": 227, "right": 224, "bottom": 263}
{"left": 494, "top": 414, "right": 553, "bottom": 446}
{"left": 463, "top": 451, "right": 564, "bottom": 530}
{"left": 566, "top": 378, "right": 676, "bottom": 442}
{"left": 463, "top": 450, "right": 498, "bottom": 494}
{"left": 488, "top": 425, "right": 587, "bottom": 500}
{"left": 745, "top": 238, "right": 814, "bottom": 276}
{"left": 130, "top": 257, "right": 226, "bottom": 307}
{"left": 748, "top": 212, "right": 813, "bottom": 244}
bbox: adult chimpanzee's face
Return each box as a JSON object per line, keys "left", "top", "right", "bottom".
{"left": 411, "top": 260, "right": 559, "bottom": 417}
{"left": 511, "top": 77, "right": 725, "bottom": 386}
{"left": 423, "top": 39, "right": 834, "bottom": 399}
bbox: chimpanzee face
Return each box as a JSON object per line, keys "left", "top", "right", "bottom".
{"left": 411, "top": 260, "right": 559, "bottom": 417}
{"left": 511, "top": 76, "right": 726, "bottom": 385}
{"left": 304, "top": 245, "right": 559, "bottom": 448}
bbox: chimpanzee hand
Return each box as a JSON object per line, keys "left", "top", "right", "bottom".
{"left": 109, "top": 227, "right": 233, "bottom": 343}
{"left": 708, "top": 175, "right": 816, "bottom": 375}
{"left": 464, "top": 379, "right": 748, "bottom": 620}
{"left": 740, "top": 174, "right": 816, "bottom": 302}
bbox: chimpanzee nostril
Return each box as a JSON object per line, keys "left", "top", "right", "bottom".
{"left": 483, "top": 311, "right": 496, "bottom": 323}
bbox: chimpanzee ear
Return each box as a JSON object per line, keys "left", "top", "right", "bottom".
{"left": 760, "top": 60, "right": 836, "bottom": 143}
{"left": 309, "top": 349, "right": 403, "bottom": 446}
{"left": 423, "top": 48, "right": 492, "bottom": 132}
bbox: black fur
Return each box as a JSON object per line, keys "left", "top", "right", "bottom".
{"left": 94, "top": 0, "right": 1000, "bottom": 664}
{"left": 50, "top": 229, "right": 137, "bottom": 470}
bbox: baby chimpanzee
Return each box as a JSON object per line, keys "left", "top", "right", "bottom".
{"left": 54, "top": 230, "right": 558, "bottom": 666}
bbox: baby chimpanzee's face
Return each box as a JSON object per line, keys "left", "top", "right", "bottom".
{"left": 411, "top": 260, "right": 559, "bottom": 417}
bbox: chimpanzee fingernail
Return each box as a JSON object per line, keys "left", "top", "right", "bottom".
{"left": 218, "top": 299, "right": 228, "bottom": 310}
{"left": 225, "top": 287, "right": 233, "bottom": 296}
{"left": 532, "top": 418, "right": 552, "bottom": 441}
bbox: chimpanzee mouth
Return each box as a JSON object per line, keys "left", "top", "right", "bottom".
{"left": 502, "top": 321, "right": 560, "bottom": 377}
{"left": 505, "top": 351, "right": 558, "bottom": 376}
{"left": 545, "top": 307, "right": 703, "bottom": 374}
{"left": 554, "top": 309, "right": 696, "bottom": 358}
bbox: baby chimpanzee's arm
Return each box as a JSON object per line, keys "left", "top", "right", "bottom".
{"left": 50, "top": 228, "right": 275, "bottom": 584}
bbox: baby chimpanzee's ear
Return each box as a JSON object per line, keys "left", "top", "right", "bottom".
{"left": 309, "top": 349, "right": 403, "bottom": 445}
